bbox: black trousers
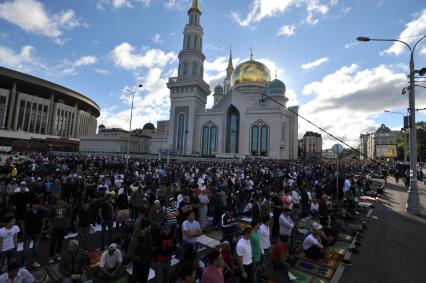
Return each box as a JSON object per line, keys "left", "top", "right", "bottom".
{"left": 49, "top": 227, "right": 65, "bottom": 257}
{"left": 241, "top": 263, "right": 253, "bottom": 283}
{"left": 133, "top": 259, "right": 151, "bottom": 283}
{"left": 304, "top": 246, "right": 324, "bottom": 261}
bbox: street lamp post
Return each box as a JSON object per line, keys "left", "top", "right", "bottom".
{"left": 357, "top": 35, "right": 426, "bottom": 214}
{"left": 125, "top": 84, "right": 142, "bottom": 170}
{"left": 384, "top": 110, "right": 407, "bottom": 163}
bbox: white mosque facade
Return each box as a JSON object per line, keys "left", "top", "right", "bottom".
{"left": 166, "top": 0, "right": 299, "bottom": 159}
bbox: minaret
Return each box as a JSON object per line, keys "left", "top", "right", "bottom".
{"left": 176, "top": 0, "right": 205, "bottom": 81}
{"left": 224, "top": 47, "right": 234, "bottom": 94}
{"left": 167, "top": 0, "right": 210, "bottom": 156}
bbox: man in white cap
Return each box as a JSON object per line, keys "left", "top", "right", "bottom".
{"left": 98, "top": 243, "right": 123, "bottom": 279}
{"left": 302, "top": 223, "right": 324, "bottom": 260}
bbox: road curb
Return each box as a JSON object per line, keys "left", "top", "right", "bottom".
{"left": 330, "top": 207, "right": 374, "bottom": 283}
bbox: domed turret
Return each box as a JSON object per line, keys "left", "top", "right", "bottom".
{"left": 213, "top": 85, "right": 224, "bottom": 107}
{"left": 98, "top": 124, "right": 106, "bottom": 132}
{"left": 266, "top": 78, "right": 286, "bottom": 97}
{"left": 214, "top": 85, "right": 224, "bottom": 94}
{"left": 231, "top": 60, "right": 271, "bottom": 87}
{"left": 143, "top": 123, "right": 156, "bottom": 131}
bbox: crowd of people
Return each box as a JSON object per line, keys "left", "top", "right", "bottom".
{"left": 0, "top": 153, "right": 388, "bottom": 283}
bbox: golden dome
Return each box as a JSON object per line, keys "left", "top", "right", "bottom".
{"left": 231, "top": 60, "right": 271, "bottom": 86}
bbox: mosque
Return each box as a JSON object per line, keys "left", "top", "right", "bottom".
{"left": 166, "top": 0, "right": 299, "bottom": 159}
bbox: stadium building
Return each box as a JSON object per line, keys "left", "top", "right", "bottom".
{"left": 0, "top": 67, "right": 100, "bottom": 152}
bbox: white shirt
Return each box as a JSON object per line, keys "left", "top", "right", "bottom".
{"left": 311, "top": 202, "right": 319, "bottom": 212}
{"left": 236, "top": 238, "right": 252, "bottom": 265}
{"left": 279, "top": 214, "right": 294, "bottom": 236}
{"left": 182, "top": 220, "right": 201, "bottom": 244}
{"left": 0, "top": 267, "right": 34, "bottom": 283}
{"left": 259, "top": 224, "right": 271, "bottom": 250}
{"left": 303, "top": 234, "right": 319, "bottom": 250}
{"left": 0, "top": 225, "right": 20, "bottom": 252}
{"left": 343, "top": 179, "right": 351, "bottom": 193}
{"left": 100, "top": 249, "right": 122, "bottom": 269}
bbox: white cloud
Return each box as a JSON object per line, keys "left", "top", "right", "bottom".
{"left": 286, "top": 88, "right": 299, "bottom": 106}
{"left": 277, "top": 24, "right": 296, "bottom": 37}
{"left": 111, "top": 42, "right": 177, "bottom": 70}
{"left": 301, "top": 57, "right": 329, "bottom": 70}
{"left": 99, "top": 67, "right": 172, "bottom": 130}
{"left": 344, "top": 41, "right": 358, "bottom": 49}
{"left": 299, "top": 63, "right": 426, "bottom": 148}
{"left": 95, "top": 68, "right": 110, "bottom": 75}
{"left": 164, "top": 0, "right": 190, "bottom": 10}
{"left": 112, "top": 0, "right": 133, "bottom": 8}
{"left": 0, "top": 45, "right": 36, "bottom": 71}
{"left": 231, "top": 0, "right": 338, "bottom": 27}
{"left": 152, "top": 33, "right": 162, "bottom": 44}
{"left": 0, "top": 0, "right": 84, "bottom": 44}
{"left": 62, "top": 55, "right": 97, "bottom": 75}
{"left": 97, "top": 0, "right": 151, "bottom": 9}
{"left": 382, "top": 9, "right": 426, "bottom": 56}
{"left": 421, "top": 47, "right": 426, "bottom": 55}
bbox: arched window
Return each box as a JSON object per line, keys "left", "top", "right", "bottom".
{"left": 226, "top": 106, "right": 239, "bottom": 153}
{"left": 251, "top": 126, "right": 259, "bottom": 155}
{"left": 260, "top": 126, "right": 268, "bottom": 156}
{"left": 183, "top": 61, "right": 188, "bottom": 79}
{"left": 177, "top": 114, "right": 185, "bottom": 154}
{"left": 192, "top": 62, "right": 197, "bottom": 78}
{"left": 187, "top": 34, "right": 191, "bottom": 49}
{"left": 201, "top": 126, "right": 209, "bottom": 156}
{"left": 209, "top": 126, "right": 217, "bottom": 155}
{"left": 194, "top": 35, "right": 198, "bottom": 50}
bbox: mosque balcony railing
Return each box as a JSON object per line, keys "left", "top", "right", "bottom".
{"left": 247, "top": 106, "right": 282, "bottom": 112}
{"left": 169, "top": 77, "right": 179, "bottom": 83}
{"left": 203, "top": 108, "right": 223, "bottom": 113}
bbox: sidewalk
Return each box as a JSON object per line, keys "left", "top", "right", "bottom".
{"left": 340, "top": 178, "right": 426, "bottom": 283}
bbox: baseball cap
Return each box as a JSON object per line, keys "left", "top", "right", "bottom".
{"left": 312, "top": 223, "right": 323, "bottom": 231}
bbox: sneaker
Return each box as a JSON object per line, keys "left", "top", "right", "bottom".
{"left": 32, "top": 262, "right": 41, "bottom": 268}
{"left": 48, "top": 257, "right": 55, "bottom": 264}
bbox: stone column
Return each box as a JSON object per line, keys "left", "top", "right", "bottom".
{"left": 48, "top": 94, "right": 55, "bottom": 135}
{"left": 6, "top": 83, "right": 17, "bottom": 130}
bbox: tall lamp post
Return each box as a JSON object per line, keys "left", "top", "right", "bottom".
{"left": 357, "top": 35, "right": 426, "bottom": 214}
{"left": 384, "top": 110, "right": 407, "bottom": 163}
{"left": 125, "top": 84, "right": 143, "bottom": 170}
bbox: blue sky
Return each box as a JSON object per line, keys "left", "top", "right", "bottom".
{"left": 0, "top": 0, "right": 425, "bottom": 148}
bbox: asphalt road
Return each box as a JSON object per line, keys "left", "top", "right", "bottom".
{"left": 340, "top": 179, "right": 426, "bottom": 283}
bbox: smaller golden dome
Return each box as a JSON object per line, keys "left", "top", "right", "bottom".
{"left": 231, "top": 60, "right": 271, "bottom": 87}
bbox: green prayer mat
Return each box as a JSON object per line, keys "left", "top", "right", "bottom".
{"left": 295, "top": 259, "right": 334, "bottom": 279}
{"left": 325, "top": 246, "right": 347, "bottom": 255}
{"left": 289, "top": 268, "right": 329, "bottom": 283}
{"left": 336, "top": 233, "right": 353, "bottom": 243}
{"left": 31, "top": 265, "right": 61, "bottom": 283}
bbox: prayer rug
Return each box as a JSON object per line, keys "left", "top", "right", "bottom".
{"left": 289, "top": 268, "right": 329, "bottom": 283}
{"left": 294, "top": 250, "right": 343, "bottom": 269}
{"left": 239, "top": 222, "right": 251, "bottom": 229}
{"left": 93, "top": 274, "right": 129, "bottom": 283}
{"left": 295, "top": 260, "right": 334, "bottom": 279}
{"left": 325, "top": 246, "right": 347, "bottom": 256}
{"left": 31, "top": 265, "right": 61, "bottom": 283}
{"left": 298, "top": 218, "right": 321, "bottom": 230}
{"left": 360, "top": 195, "right": 377, "bottom": 201}
{"left": 87, "top": 250, "right": 101, "bottom": 271}
{"left": 336, "top": 233, "right": 353, "bottom": 243}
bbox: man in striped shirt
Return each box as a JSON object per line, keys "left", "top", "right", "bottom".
{"left": 165, "top": 198, "right": 178, "bottom": 239}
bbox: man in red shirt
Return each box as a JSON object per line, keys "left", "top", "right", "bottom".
{"left": 201, "top": 249, "right": 224, "bottom": 283}
{"left": 269, "top": 235, "right": 290, "bottom": 272}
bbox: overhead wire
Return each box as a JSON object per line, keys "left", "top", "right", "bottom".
{"left": 260, "top": 92, "right": 382, "bottom": 164}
